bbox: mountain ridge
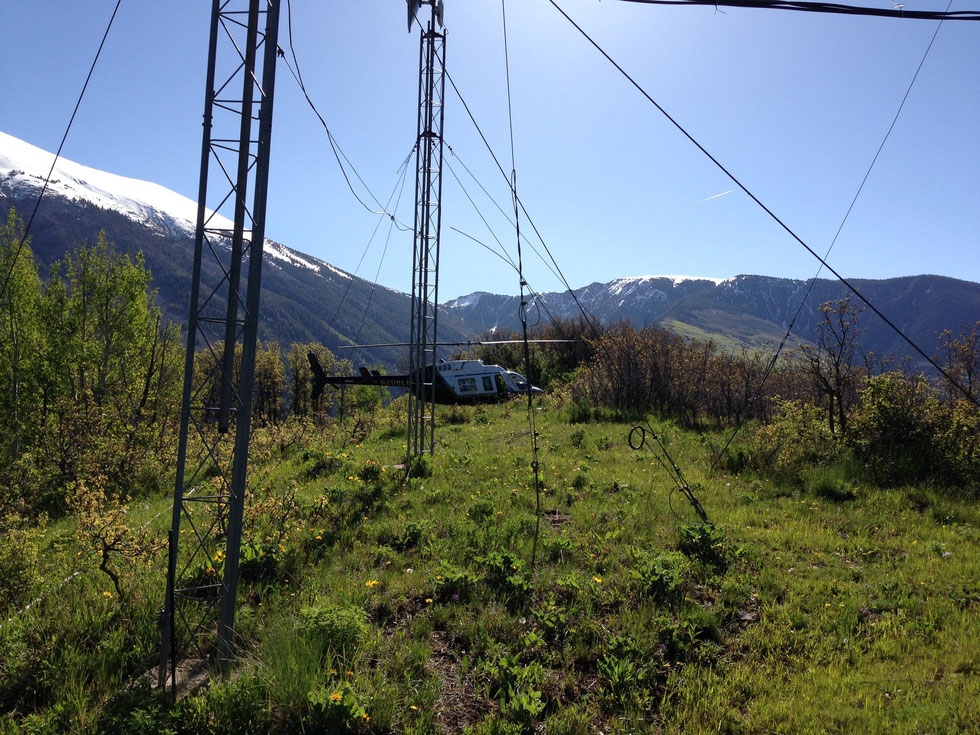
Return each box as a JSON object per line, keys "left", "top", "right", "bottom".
{"left": 446, "top": 272, "right": 980, "bottom": 361}
{"left": 3, "top": 130, "right": 976, "bottom": 368}
{"left": 0, "top": 130, "right": 471, "bottom": 368}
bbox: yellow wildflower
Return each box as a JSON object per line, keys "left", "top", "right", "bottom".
{"left": 330, "top": 692, "right": 342, "bottom": 703}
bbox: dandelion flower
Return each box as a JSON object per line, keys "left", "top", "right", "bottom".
{"left": 330, "top": 692, "right": 342, "bottom": 703}
{"left": 425, "top": 598, "right": 433, "bottom": 604}
{"left": 103, "top": 591, "right": 113, "bottom": 598}
{"left": 592, "top": 576, "right": 602, "bottom": 584}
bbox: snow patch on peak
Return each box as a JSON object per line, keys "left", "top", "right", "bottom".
{"left": 266, "top": 240, "right": 327, "bottom": 274}
{"left": 0, "top": 130, "right": 232, "bottom": 236}
{"left": 606, "top": 275, "right": 725, "bottom": 295}
{"left": 447, "top": 292, "right": 491, "bottom": 309}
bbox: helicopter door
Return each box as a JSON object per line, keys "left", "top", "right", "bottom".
{"left": 494, "top": 374, "right": 506, "bottom": 395}
{"left": 482, "top": 376, "right": 494, "bottom": 393}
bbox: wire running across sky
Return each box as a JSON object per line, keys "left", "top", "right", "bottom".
{"left": 547, "top": 0, "right": 979, "bottom": 407}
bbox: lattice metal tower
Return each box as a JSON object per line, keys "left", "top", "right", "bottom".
{"left": 159, "top": 0, "right": 281, "bottom": 688}
{"left": 408, "top": 0, "right": 447, "bottom": 458}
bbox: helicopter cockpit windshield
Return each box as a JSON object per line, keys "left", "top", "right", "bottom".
{"left": 506, "top": 370, "right": 542, "bottom": 394}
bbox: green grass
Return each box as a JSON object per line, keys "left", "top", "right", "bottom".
{"left": 2, "top": 398, "right": 977, "bottom": 733}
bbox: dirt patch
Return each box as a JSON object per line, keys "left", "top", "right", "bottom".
{"left": 426, "top": 630, "right": 493, "bottom": 732}
{"left": 143, "top": 657, "right": 213, "bottom": 701}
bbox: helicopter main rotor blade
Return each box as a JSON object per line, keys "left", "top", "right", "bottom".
{"left": 336, "top": 339, "right": 579, "bottom": 349}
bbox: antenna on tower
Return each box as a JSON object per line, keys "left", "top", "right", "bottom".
{"left": 407, "top": 0, "right": 444, "bottom": 32}
{"left": 407, "top": 0, "right": 421, "bottom": 31}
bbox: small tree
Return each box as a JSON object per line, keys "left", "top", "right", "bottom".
{"left": 0, "top": 209, "right": 43, "bottom": 461}
{"left": 798, "top": 297, "right": 865, "bottom": 435}
{"left": 938, "top": 321, "right": 979, "bottom": 402}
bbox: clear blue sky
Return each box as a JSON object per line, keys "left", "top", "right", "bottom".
{"left": 1, "top": 1, "right": 977, "bottom": 299}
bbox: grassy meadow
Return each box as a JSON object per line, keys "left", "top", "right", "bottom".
{"left": 1, "top": 396, "right": 977, "bottom": 734}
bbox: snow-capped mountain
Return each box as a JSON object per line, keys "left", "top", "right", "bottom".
{"left": 0, "top": 130, "right": 471, "bottom": 366}
{"left": 2, "top": 130, "right": 976, "bottom": 365}
{"left": 446, "top": 272, "right": 980, "bottom": 360}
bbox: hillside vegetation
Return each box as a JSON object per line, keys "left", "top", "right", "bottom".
{"left": 2, "top": 210, "right": 979, "bottom": 733}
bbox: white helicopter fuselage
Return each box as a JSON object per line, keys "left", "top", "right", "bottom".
{"left": 434, "top": 359, "right": 541, "bottom": 402}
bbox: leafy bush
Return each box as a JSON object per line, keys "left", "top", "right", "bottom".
{"left": 475, "top": 551, "right": 532, "bottom": 601}
{"left": 847, "top": 373, "right": 979, "bottom": 487}
{"left": 806, "top": 461, "right": 857, "bottom": 502}
{"left": 307, "top": 682, "right": 371, "bottom": 732}
{"left": 443, "top": 404, "right": 472, "bottom": 425}
{"left": 0, "top": 513, "right": 44, "bottom": 609}
{"left": 357, "top": 459, "right": 384, "bottom": 484}
{"left": 482, "top": 653, "right": 545, "bottom": 727}
{"left": 567, "top": 400, "right": 594, "bottom": 424}
{"left": 298, "top": 604, "right": 368, "bottom": 657}
{"left": 754, "top": 400, "right": 839, "bottom": 481}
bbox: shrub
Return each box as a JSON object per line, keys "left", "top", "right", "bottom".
{"left": 754, "top": 400, "right": 839, "bottom": 481}
{"left": 0, "top": 513, "right": 44, "bottom": 609}
{"left": 806, "top": 462, "right": 857, "bottom": 502}
{"left": 298, "top": 604, "right": 368, "bottom": 657}
{"left": 847, "top": 373, "right": 957, "bottom": 486}
{"left": 567, "top": 400, "right": 594, "bottom": 424}
{"left": 434, "top": 561, "right": 481, "bottom": 602}
{"left": 443, "top": 404, "right": 472, "bottom": 425}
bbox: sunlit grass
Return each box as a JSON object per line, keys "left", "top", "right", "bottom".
{"left": 1, "top": 398, "right": 977, "bottom": 732}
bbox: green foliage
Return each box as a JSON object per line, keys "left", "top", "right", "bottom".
{"left": 678, "top": 523, "right": 729, "bottom": 570}
{"left": 483, "top": 653, "right": 545, "bottom": 727}
{"left": 0, "top": 512, "right": 45, "bottom": 609}
{"left": 298, "top": 603, "right": 368, "bottom": 658}
{"left": 806, "top": 461, "right": 858, "bottom": 502}
{"left": 474, "top": 551, "right": 532, "bottom": 601}
{"left": 0, "top": 219, "right": 183, "bottom": 514}
{"left": 0, "top": 209, "right": 43, "bottom": 466}
{"left": 3, "top": 332, "right": 979, "bottom": 733}
{"left": 434, "top": 561, "right": 481, "bottom": 602}
{"left": 307, "top": 682, "right": 372, "bottom": 731}
{"left": 754, "top": 399, "right": 840, "bottom": 481}
{"left": 849, "top": 372, "right": 979, "bottom": 487}
{"left": 627, "top": 548, "right": 686, "bottom": 602}
{"left": 407, "top": 453, "right": 432, "bottom": 479}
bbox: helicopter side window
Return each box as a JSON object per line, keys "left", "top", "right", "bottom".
{"left": 482, "top": 376, "right": 494, "bottom": 392}
{"left": 458, "top": 377, "right": 477, "bottom": 393}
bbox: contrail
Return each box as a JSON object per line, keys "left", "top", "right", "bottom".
{"left": 701, "top": 189, "right": 732, "bottom": 202}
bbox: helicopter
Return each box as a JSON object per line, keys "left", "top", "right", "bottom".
{"left": 307, "top": 351, "right": 543, "bottom": 405}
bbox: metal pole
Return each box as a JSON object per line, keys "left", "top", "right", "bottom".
{"left": 408, "top": 3, "right": 446, "bottom": 460}
{"left": 158, "top": 0, "right": 221, "bottom": 688}
{"left": 160, "top": 0, "right": 281, "bottom": 687}
{"left": 217, "top": 0, "right": 281, "bottom": 669}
